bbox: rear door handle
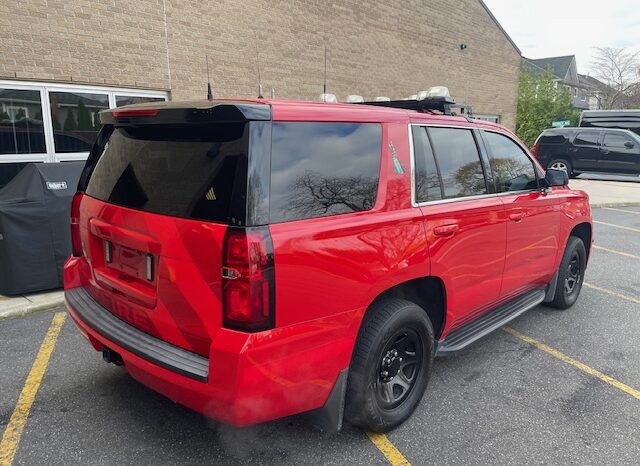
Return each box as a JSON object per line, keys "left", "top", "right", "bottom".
{"left": 433, "top": 224, "right": 459, "bottom": 237}
{"left": 509, "top": 212, "right": 525, "bottom": 222}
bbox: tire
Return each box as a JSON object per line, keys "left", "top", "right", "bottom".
{"left": 547, "top": 158, "right": 573, "bottom": 176}
{"left": 344, "top": 298, "right": 434, "bottom": 432}
{"left": 546, "top": 236, "right": 587, "bottom": 310}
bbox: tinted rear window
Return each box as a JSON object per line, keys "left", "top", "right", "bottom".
{"left": 269, "top": 122, "right": 381, "bottom": 223}
{"left": 540, "top": 133, "right": 567, "bottom": 144}
{"left": 85, "top": 123, "right": 249, "bottom": 224}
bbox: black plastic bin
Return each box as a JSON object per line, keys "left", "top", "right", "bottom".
{"left": 0, "top": 162, "right": 84, "bottom": 295}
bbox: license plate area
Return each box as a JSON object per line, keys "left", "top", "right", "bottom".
{"left": 105, "top": 241, "right": 155, "bottom": 283}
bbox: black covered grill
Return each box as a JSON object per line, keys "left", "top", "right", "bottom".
{"left": 0, "top": 162, "right": 83, "bottom": 295}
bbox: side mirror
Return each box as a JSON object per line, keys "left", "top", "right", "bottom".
{"left": 624, "top": 141, "right": 634, "bottom": 149}
{"left": 545, "top": 168, "right": 569, "bottom": 187}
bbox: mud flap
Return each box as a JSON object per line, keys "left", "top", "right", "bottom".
{"left": 543, "top": 269, "right": 560, "bottom": 302}
{"left": 303, "top": 368, "right": 348, "bottom": 433}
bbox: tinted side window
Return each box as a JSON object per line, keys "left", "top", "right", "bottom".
{"left": 412, "top": 126, "right": 442, "bottom": 203}
{"left": 427, "top": 127, "right": 486, "bottom": 199}
{"left": 484, "top": 131, "right": 537, "bottom": 192}
{"left": 270, "top": 122, "right": 381, "bottom": 223}
{"left": 574, "top": 132, "right": 599, "bottom": 146}
{"left": 603, "top": 133, "right": 633, "bottom": 148}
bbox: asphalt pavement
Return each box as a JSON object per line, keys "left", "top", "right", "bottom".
{"left": 1, "top": 206, "right": 639, "bottom": 465}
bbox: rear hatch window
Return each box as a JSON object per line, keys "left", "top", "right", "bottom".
{"left": 85, "top": 123, "right": 248, "bottom": 225}
{"left": 540, "top": 133, "right": 567, "bottom": 144}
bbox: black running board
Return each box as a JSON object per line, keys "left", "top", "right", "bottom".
{"left": 436, "top": 287, "right": 546, "bottom": 356}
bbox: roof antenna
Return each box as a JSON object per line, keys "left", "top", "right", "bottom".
{"left": 271, "top": 87, "right": 275, "bottom": 99}
{"left": 206, "top": 55, "right": 213, "bottom": 100}
{"left": 323, "top": 44, "right": 328, "bottom": 102}
{"left": 254, "top": 35, "right": 264, "bottom": 99}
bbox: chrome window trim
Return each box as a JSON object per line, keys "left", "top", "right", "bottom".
{"left": 408, "top": 123, "right": 537, "bottom": 208}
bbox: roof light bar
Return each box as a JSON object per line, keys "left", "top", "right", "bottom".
{"left": 319, "top": 93, "right": 338, "bottom": 103}
{"left": 347, "top": 95, "right": 364, "bottom": 103}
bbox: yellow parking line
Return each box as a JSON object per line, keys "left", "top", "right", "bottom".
{"left": 603, "top": 207, "right": 640, "bottom": 215}
{"left": 0, "top": 312, "right": 66, "bottom": 466}
{"left": 503, "top": 327, "right": 640, "bottom": 401}
{"left": 594, "top": 220, "right": 640, "bottom": 233}
{"left": 583, "top": 282, "right": 640, "bottom": 305}
{"left": 592, "top": 245, "right": 640, "bottom": 260}
{"left": 367, "top": 432, "right": 411, "bottom": 466}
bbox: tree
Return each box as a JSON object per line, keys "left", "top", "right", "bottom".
{"left": 92, "top": 110, "right": 102, "bottom": 130}
{"left": 516, "top": 68, "right": 579, "bottom": 148}
{"left": 63, "top": 110, "right": 77, "bottom": 131}
{"left": 76, "top": 99, "right": 93, "bottom": 130}
{"left": 590, "top": 47, "right": 640, "bottom": 109}
{"left": 286, "top": 170, "right": 377, "bottom": 219}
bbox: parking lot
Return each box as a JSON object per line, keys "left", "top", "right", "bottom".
{"left": 1, "top": 206, "right": 639, "bottom": 465}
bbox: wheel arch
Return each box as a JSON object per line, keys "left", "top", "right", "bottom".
{"left": 367, "top": 276, "right": 447, "bottom": 339}
{"left": 569, "top": 222, "right": 592, "bottom": 261}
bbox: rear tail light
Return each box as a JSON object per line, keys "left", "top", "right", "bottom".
{"left": 111, "top": 108, "right": 159, "bottom": 118}
{"left": 531, "top": 143, "right": 539, "bottom": 159}
{"left": 70, "top": 192, "right": 83, "bottom": 257}
{"left": 222, "top": 226, "right": 275, "bottom": 332}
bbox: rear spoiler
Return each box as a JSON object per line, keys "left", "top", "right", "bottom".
{"left": 100, "top": 101, "right": 271, "bottom": 125}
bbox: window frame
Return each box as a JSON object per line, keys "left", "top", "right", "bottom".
{"left": 0, "top": 82, "right": 48, "bottom": 163}
{"left": 408, "top": 123, "right": 494, "bottom": 207}
{"left": 0, "top": 79, "right": 167, "bottom": 163}
{"left": 473, "top": 114, "right": 501, "bottom": 124}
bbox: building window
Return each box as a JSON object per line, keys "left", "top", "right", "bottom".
{"left": 0, "top": 88, "right": 46, "bottom": 156}
{"left": 0, "top": 80, "right": 167, "bottom": 188}
{"left": 474, "top": 114, "right": 501, "bottom": 124}
{"left": 115, "top": 95, "right": 165, "bottom": 107}
{"left": 49, "top": 91, "right": 109, "bottom": 153}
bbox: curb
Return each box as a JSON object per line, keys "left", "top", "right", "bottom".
{"left": 0, "top": 295, "right": 65, "bottom": 321}
{"left": 590, "top": 202, "right": 640, "bottom": 208}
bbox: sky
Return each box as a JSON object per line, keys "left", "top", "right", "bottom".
{"left": 483, "top": 0, "right": 640, "bottom": 75}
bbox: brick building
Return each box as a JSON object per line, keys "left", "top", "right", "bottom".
{"left": 0, "top": 0, "right": 521, "bottom": 186}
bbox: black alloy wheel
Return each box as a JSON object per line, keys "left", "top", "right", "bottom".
{"left": 376, "top": 329, "right": 423, "bottom": 410}
{"left": 345, "top": 298, "right": 434, "bottom": 432}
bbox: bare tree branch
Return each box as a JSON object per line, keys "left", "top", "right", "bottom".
{"left": 590, "top": 47, "right": 640, "bottom": 109}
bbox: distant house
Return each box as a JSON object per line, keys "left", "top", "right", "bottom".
{"left": 522, "top": 55, "right": 593, "bottom": 110}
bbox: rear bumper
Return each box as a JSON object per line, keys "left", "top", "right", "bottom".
{"left": 64, "top": 270, "right": 358, "bottom": 428}
{"left": 66, "top": 287, "right": 208, "bottom": 381}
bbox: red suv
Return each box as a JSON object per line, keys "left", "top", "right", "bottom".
{"left": 64, "top": 99, "right": 592, "bottom": 433}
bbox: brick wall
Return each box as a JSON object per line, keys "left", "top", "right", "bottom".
{"left": 0, "top": 0, "right": 521, "bottom": 128}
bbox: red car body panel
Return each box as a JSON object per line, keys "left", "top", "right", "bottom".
{"left": 64, "top": 99, "right": 592, "bottom": 427}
